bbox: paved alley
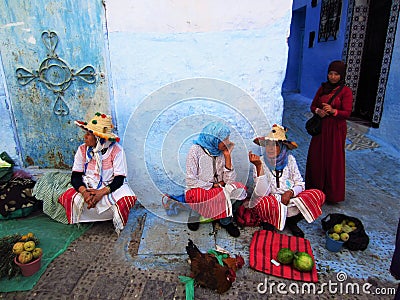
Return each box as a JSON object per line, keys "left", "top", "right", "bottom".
{"left": 1, "top": 92, "right": 400, "bottom": 300}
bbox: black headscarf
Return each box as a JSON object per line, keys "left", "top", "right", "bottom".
{"left": 321, "top": 60, "right": 346, "bottom": 95}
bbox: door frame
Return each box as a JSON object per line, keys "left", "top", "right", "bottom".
{"left": 342, "top": 0, "right": 400, "bottom": 127}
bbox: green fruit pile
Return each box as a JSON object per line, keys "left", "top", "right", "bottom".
{"left": 329, "top": 219, "right": 357, "bottom": 242}
{"left": 276, "top": 248, "right": 314, "bottom": 272}
{"left": 12, "top": 232, "right": 42, "bottom": 264}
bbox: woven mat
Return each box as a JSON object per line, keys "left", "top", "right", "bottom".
{"left": 249, "top": 230, "right": 318, "bottom": 282}
{"left": 0, "top": 213, "right": 91, "bottom": 292}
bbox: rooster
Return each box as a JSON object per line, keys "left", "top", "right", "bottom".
{"left": 185, "top": 239, "right": 238, "bottom": 294}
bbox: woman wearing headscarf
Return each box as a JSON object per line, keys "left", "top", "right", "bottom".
{"left": 58, "top": 112, "right": 137, "bottom": 234}
{"left": 249, "top": 124, "right": 325, "bottom": 237}
{"left": 185, "top": 122, "right": 247, "bottom": 237}
{"left": 305, "top": 60, "right": 353, "bottom": 204}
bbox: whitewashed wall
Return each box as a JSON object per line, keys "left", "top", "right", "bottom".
{"left": 104, "top": 0, "right": 293, "bottom": 212}
{"left": 0, "top": 1, "right": 292, "bottom": 215}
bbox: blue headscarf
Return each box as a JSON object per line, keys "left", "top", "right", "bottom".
{"left": 194, "top": 122, "right": 231, "bottom": 156}
{"left": 264, "top": 141, "right": 289, "bottom": 171}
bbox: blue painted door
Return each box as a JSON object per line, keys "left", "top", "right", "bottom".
{"left": 0, "top": 0, "right": 110, "bottom": 168}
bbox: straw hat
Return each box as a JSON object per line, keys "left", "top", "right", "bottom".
{"left": 253, "top": 124, "right": 297, "bottom": 150}
{"left": 75, "top": 112, "right": 120, "bottom": 142}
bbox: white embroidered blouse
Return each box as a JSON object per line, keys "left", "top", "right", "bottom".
{"left": 252, "top": 154, "right": 305, "bottom": 200}
{"left": 186, "top": 144, "right": 236, "bottom": 191}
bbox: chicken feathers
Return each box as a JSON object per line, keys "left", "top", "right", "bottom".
{"left": 185, "top": 239, "right": 237, "bottom": 294}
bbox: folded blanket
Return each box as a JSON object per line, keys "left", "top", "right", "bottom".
{"left": 32, "top": 171, "right": 72, "bottom": 224}
{"left": 249, "top": 230, "right": 318, "bottom": 282}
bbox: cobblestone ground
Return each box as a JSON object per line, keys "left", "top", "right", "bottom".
{"left": 1, "top": 218, "right": 398, "bottom": 300}
{"left": 1, "top": 93, "right": 400, "bottom": 299}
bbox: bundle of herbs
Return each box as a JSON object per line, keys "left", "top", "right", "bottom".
{"left": 0, "top": 234, "right": 22, "bottom": 278}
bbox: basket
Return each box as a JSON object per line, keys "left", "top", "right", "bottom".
{"left": 14, "top": 254, "right": 42, "bottom": 276}
{"left": 325, "top": 231, "right": 344, "bottom": 252}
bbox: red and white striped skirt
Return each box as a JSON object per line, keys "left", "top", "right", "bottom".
{"left": 185, "top": 182, "right": 247, "bottom": 219}
{"left": 59, "top": 187, "right": 137, "bottom": 234}
{"left": 253, "top": 189, "right": 325, "bottom": 230}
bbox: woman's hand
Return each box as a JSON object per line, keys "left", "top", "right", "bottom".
{"left": 315, "top": 107, "right": 328, "bottom": 118}
{"left": 281, "top": 190, "right": 294, "bottom": 206}
{"left": 222, "top": 141, "right": 235, "bottom": 157}
{"left": 249, "top": 151, "right": 264, "bottom": 177}
{"left": 79, "top": 186, "right": 94, "bottom": 206}
{"left": 222, "top": 141, "right": 234, "bottom": 170}
{"left": 212, "top": 181, "right": 226, "bottom": 188}
{"left": 82, "top": 190, "right": 93, "bottom": 205}
{"left": 86, "top": 187, "right": 109, "bottom": 209}
{"left": 249, "top": 151, "right": 262, "bottom": 166}
{"left": 321, "top": 103, "right": 337, "bottom": 115}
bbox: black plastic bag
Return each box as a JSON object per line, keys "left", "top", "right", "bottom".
{"left": 321, "top": 213, "right": 369, "bottom": 251}
{"left": 305, "top": 114, "right": 322, "bottom": 136}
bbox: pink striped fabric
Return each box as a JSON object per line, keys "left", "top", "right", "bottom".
{"left": 81, "top": 144, "right": 121, "bottom": 172}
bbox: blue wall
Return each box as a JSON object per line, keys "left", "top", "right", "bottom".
{"left": 370, "top": 19, "right": 400, "bottom": 153}
{"left": 0, "top": 0, "right": 110, "bottom": 168}
{"left": 287, "top": 0, "right": 400, "bottom": 154}
{"left": 287, "top": 0, "right": 349, "bottom": 99}
{"left": 283, "top": 5, "right": 305, "bottom": 93}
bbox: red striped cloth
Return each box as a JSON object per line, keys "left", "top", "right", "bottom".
{"left": 114, "top": 195, "right": 137, "bottom": 226}
{"left": 249, "top": 230, "right": 318, "bottom": 282}
{"left": 253, "top": 189, "right": 325, "bottom": 230}
{"left": 59, "top": 188, "right": 136, "bottom": 232}
{"left": 185, "top": 182, "right": 246, "bottom": 219}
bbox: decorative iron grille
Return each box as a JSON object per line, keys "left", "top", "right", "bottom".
{"left": 16, "top": 31, "right": 96, "bottom": 116}
{"left": 318, "top": 0, "right": 343, "bottom": 42}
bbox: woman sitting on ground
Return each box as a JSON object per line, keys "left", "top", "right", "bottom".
{"left": 248, "top": 124, "right": 325, "bottom": 237}
{"left": 185, "top": 121, "right": 247, "bottom": 237}
{"left": 59, "top": 112, "right": 137, "bottom": 234}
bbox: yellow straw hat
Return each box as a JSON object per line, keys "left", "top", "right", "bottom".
{"left": 253, "top": 124, "right": 297, "bottom": 150}
{"left": 75, "top": 112, "right": 120, "bottom": 142}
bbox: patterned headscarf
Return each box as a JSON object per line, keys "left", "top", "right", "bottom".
{"left": 194, "top": 122, "right": 231, "bottom": 156}
{"left": 85, "top": 137, "right": 114, "bottom": 188}
{"left": 264, "top": 141, "right": 289, "bottom": 171}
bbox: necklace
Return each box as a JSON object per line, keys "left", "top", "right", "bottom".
{"left": 269, "top": 168, "right": 283, "bottom": 188}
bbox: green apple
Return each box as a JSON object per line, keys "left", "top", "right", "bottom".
{"left": 32, "top": 247, "right": 43, "bottom": 259}
{"left": 23, "top": 241, "right": 36, "bottom": 251}
{"left": 18, "top": 251, "right": 33, "bottom": 264}
{"left": 333, "top": 224, "right": 342, "bottom": 234}
{"left": 12, "top": 242, "right": 25, "bottom": 255}
{"left": 340, "top": 232, "right": 350, "bottom": 242}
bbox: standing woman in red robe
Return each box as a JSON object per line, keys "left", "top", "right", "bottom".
{"left": 305, "top": 60, "right": 353, "bottom": 204}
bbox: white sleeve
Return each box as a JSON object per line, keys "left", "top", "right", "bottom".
{"left": 112, "top": 146, "right": 128, "bottom": 177}
{"left": 186, "top": 146, "right": 213, "bottom": 190}
{"left": 221, "top": 162, "right": 237, "bottom": 184}
{"left": 72, "top": 145, "right": 85, "bottom": 172}
{"left": 287, "top": 155, "right": 305, "bottom": 196}
{"left": 252, "top": 163, "right": 271, "bottom": 197}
